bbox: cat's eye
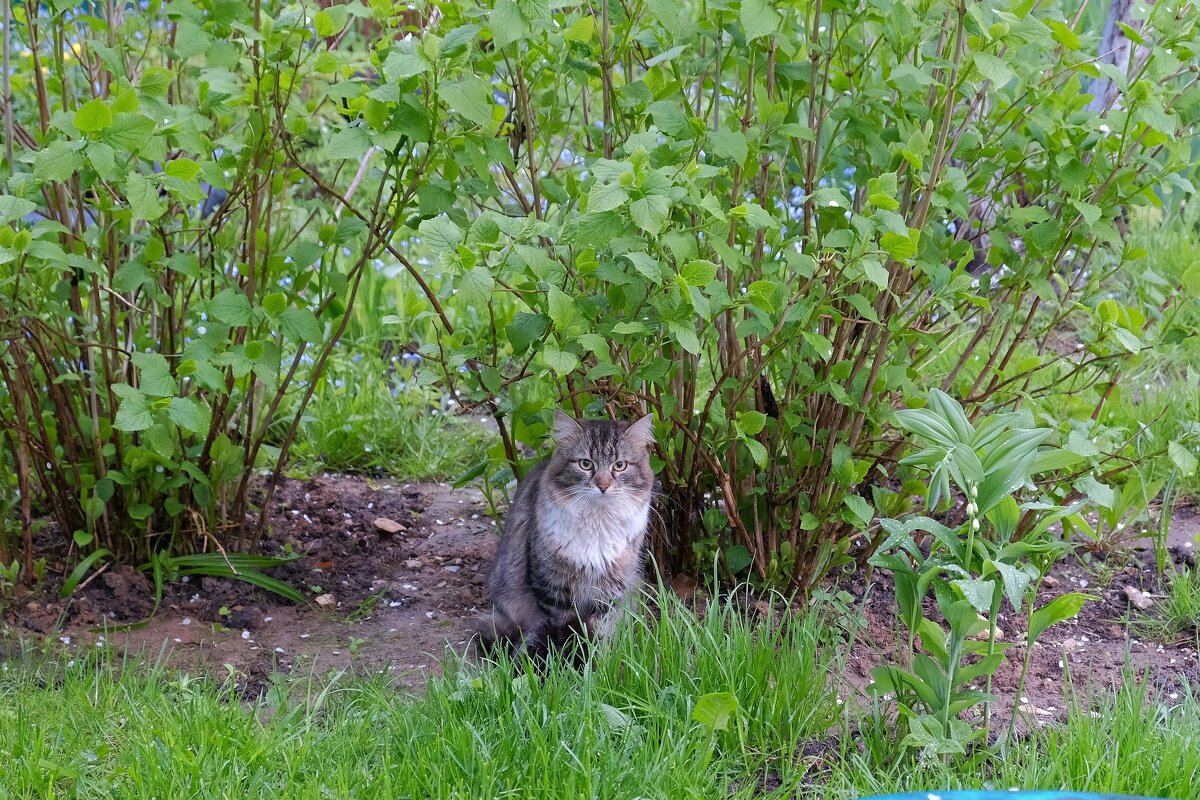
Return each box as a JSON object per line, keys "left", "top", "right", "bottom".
{"left": 577, "top": 459, "right": 594, "bottom": 470}
{"left": 612, "top": 461, "right": 627, "bottom": 472}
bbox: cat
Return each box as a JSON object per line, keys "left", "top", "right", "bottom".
{"left": 483, "top": 410, "right": 655, "bottom": 658}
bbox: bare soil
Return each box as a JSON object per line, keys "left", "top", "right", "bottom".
{"left": 3, "top": 475, "right": 1199, "bottom": 717}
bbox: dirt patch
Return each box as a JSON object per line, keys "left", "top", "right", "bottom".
{"left": 1, "top": 475, "right": 498, "bottom": 692}
{"left": 841, "top": 517, "right": 1200, "bottom": 730}
{"left": 4, "top": 478, "right": 1199, "bottom": 711}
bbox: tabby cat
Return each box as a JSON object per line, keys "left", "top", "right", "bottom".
{"left": 485, "top": 411, "right": 655, "bottom": 656}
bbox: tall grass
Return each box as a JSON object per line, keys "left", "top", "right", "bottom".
{"left": 3, "top": 596, "right": 1199, "bottom": 798}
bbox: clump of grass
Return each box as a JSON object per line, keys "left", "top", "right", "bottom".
{"left": 0, "top": 590, "right": 840, "bottom": 798}
{"left": 289, "top": 349, "right": 493, "bottom": 481}
{"left": 1130, "top": 567, "right": 1200, "bottom": 644}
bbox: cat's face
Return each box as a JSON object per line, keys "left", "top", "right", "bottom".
{"left": 545, "top": 412, "right": 655, "bottom": 505}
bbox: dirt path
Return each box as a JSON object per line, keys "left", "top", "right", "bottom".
{"left": 4, "top": 476, "right": 494, "bottom": 693}
{"left": 4, "top": 476, "right": 1199, "bottom": 715}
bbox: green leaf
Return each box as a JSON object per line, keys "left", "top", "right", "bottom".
{"left": 547, "top": 286, "right": 578, "bottom": 331}
{"left": 588, "top": 181, "right": 628, "bottom": 213}
{"left": 442, "top": 77, "right": 497, "bottom": 132}
{"left": 972, "top": 53, "right": 1013, "bottom": 87}
{"left": 167, "top": 397, "right": 209, "bottom": 433}
{"left": 541, "top": 347, "right": 579, "bottom": 375}
{"left": 680, "top": 260, "right": 719, "bottom": 287}
{"left": 744, "top": 438, "right": 768, "bottom": 468}
{"left": 458, "top": 266, "right": 496, "bottom": 307}
{"left": 490, "top": 0, "right": 528, "bottom": 49}
{"left": 210, "top": 288, "right": 253, "bottom": 327}
{"left": 563, "top": 15, "right": 595, "bottom": 43}
{"left": 101, "top": 113, "right": 156, "bottom": 151}
{"left": 667, "top": 320, "right": 701, "bottom": 355}
{"left": 737, "top": 411, "right": 767, "bottom": 436}
{"left": 866, "top": 173, "right": 899, "bottom": 211}
{"left": 126, "top": 173, "right": 165, "bottom": 221}
{"left": 985, "top": 559, "right": 1030, "bottom": 612}
{"left": 0, "top": 196, "right": 36, "bottom": 221}
{"left": 889, "top": 64, "right": 935, "bottom": 93}
{"left": 112, "top": 385, "right": 154, "bottom": 432}
{"left": 132, "top": 352, "right": 176, "bottom": 396}
{"left": 880, "top": 229, "right": 920, "bottom": 261}
{"left": 506, "top": 313, "right": 549, "bottom": 354}
{"left": 861, "top": 258, "right": 889, "bottom": 289}
{"left": 1074, "top": 475, "right": 1114, "bottom": 509}
{"left": 280, "top": 308, "right": 324, "bottom": 343}
{"left": 261, "top": 292, "right": 287, "bottom": 317}
{"left": 383, "top": 39, "right": 430, "bottom": 80}
{"left": 1028, "top": 593, "right": 1091, "bottom": 644}
{"left": 951, "top": 578, "right": 996, "bottom": 615}
{"left": 692, "top": 691, "right": 738, "bottom": 733}
{"left": 708, "top": 130, "right": 747, "bottom": 163}
{"left": 842, "top": 494, "right": 874, "bottom": 527}
{"left": 630, "top": 194, "right": 671, "bottom": 234}
{"left": 1168, "top": 441, "right": 1198, "bottom": 477}
{"left": 34, "top": 140, "right": 83, "bottom": 181}
{"left": 164, "top": 158, "right": 201, "bottom": 182}
{"left": 419, "top": 215, "right": 465, "bottom": 253}
{"left": 74, "top": 98, "right": 113, "bottom": 133}
{"left": 623, "top": 252, "right": 665, "bottom": 283}
{"left": 731, "top": 202, "right": 778, "bottom": 230}
{"left": 139, "top": 66, "right": 175, "bottom": 97}
{"left": 725, "top": 545, "right": 753, "bottom": 574}
{"left": 740, "top": 0, "right": 780, "bottom": 41}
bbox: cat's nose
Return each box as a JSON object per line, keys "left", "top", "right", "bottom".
{"left": 595, "top": 476, "right": 611, "bottom": 493}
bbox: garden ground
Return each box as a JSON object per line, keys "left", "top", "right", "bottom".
{"left": 4, "top": 473, "right": 1198, "bottom": 727}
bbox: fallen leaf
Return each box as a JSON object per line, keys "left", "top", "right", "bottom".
{"left": 374, "top": 517, "right": 406, "bottom": 535}
{"left": 314, "top": 593, "right": 336, "bottom": 607}
{"left": 1123, "top": 585, "right": 1154, "bottom": 610}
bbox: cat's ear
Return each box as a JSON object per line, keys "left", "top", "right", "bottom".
{"left": 552, "top": 410, "right": 584, "bottom": 442}
{"left": 623, "top": 414, "right": 655, "bottom": 448}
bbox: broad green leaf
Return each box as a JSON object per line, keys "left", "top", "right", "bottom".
{"left": 681, "top": 260, "right": 719, "bottom": 286}
{"left": 167, "top": 397, "right": 209, "bottom": 433}
{"left": 164, "top": 158, "right": 201, "bottom": 182}
{"left": 280, "top": 308, "right": 324, "bottom": 342}
{"left": 507, "top": 313, "right": 549, "bottom": 354}
{"left": 383, "top": 39, "right": 430, "bottom": 79}
{"left": 441, "top": 77, "right": 497, "bottom": 132}
{"left": 101, "top": 113, "right": 156, "bottom": 150}
{"left": 132, "top": 352, "right": 176, "bottom": 396}
{"left": 139, "top": 66, "right": 175, "bottom": 97}
{"left": 490, "top": 0, "right": 528, "bottom": 49}
{"left": 843, "top": 494, "right": 874, "bottom": 526}
{"left": 708, "top": 130, "right": 748, "bottom": 163}
{"left": 419, "top": 215, "right": 465, "bottom": 253}
{"left": 209, "top": 287, "right": 253, "bottom": 326}
{"left": 623, "top": 252, "right": 665, "bottom": 283}
{"left": 725, "top": 545, "right": 752, "bottom": 573}
{"left": 126, "top": 173, "right": 165, "bottom": 221}
{"left": 1168, "top": 441, "right": 1198, "bottom": 477}
{"left": 111, "top": 385, "right": 154, "bottom": 432}
{"left": 74, "top": 98, "right": 113, "bottom": 133}
{"left": 1074, "top": 475, "right": 1114, "bottom": 509}
{"left": 563, "top": 15, "right": 595, "bottom": 42}
{"left": 547, "top": 286, "right": 578, "bottom": 330}
{"left": 0, "top": 196, "right": 36, "bottom": 221}
{"left": 740, "top": 0, "right": 780, "bottom": 41}
{"left": 630, "top": 194, "right": 671, "bottom": 234}
{"left": 737, "top": 410, "right": 767, "bottom": 436}
{"left": 541, "top": 347, "right": 579, "bottom": 375}
{"left": 972, "top": 53, "right": 1013, "bottom": 87}
{"left": 1027, "top": 593, "right": 1091, "bottom": 644}
{"left": 744, "top": 438, "right": 768, "bottom": 468}
{"left": 692, "top": 691, "right": 738, "bottom": 732}
{"left": 588, "top": 181, "right": 628, "bottom": 213}
{"left": 457, "top": 266, "right": 495, "bottom": 307}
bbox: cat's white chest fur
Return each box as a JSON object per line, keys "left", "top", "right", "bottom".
{"left": 538, "top": 498, "right": 648, "bottom": 573}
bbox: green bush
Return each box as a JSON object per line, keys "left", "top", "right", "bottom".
{"left": 2, "top": 0, "right": 1199, "bottom": 590}
{"left": 384, "top": 0, "right": 1198, "bottom": 588}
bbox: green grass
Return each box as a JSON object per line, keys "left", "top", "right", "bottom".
{"left": 287, "top": 348, "right": 494, "bottom": 482}
{"left": 3, "top": 594, "right": 1200, "bottom": 799}
{"left": 1131, "top": 567, "right": 1200, "bottom": 644}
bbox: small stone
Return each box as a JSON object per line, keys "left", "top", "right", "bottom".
{"left": 315, "top": 593, "right": 336, "bottom": 607}
{"left": 444, "top": 565, "right": 461, "bottom": 573}
{"left": 1042, "top": 575, "right": 1060, "bottom": 588}
{"left": 374, "top": 517, "right": 406, "bottom": 535}
{"left": 1123, "top": 585, "right": 1154, "bottom": 610}
{"left": 404, "top": 559, "right": 423, "bottom": 569}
